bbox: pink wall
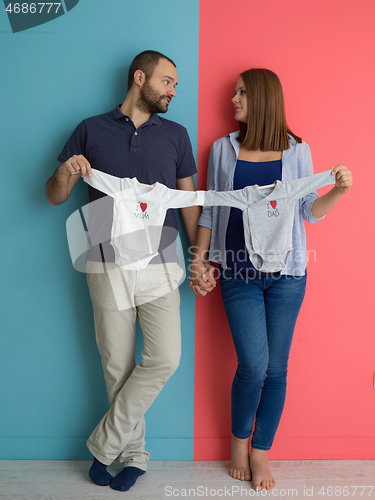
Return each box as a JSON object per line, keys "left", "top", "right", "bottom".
{"left": 195, "top": 0, "right": 375, "bottom": 459}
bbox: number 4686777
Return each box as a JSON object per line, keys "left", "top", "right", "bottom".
{"left": 5, "top": 3, "right": 62, "bottom": 14}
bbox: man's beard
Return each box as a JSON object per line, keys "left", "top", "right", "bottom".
{"left": 137, "top": 80, "right": 171, "bottom": 114}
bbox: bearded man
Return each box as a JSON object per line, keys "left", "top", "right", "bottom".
{"left": 46, "top": 50, "right": 200, "bottom": 492}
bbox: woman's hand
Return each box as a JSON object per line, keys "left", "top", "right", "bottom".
{"left": 189, "top": 262, "right": 217, "bottom": 296}
{"left": 311, "top": 165, "right": 353, "bottom": 218}
{"left": 332, "top": 165, "right": 353, "bottom": 195}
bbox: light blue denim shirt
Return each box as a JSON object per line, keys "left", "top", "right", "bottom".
{"left": 198, "top": 132, "right": 324, "bottom": 276}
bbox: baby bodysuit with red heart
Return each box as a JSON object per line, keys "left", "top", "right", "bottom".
{"left": 84, "top": 169, "right": 205, "bottom": 270}
{"left": 204, "top": 169, "right": 336, "bottom": 273}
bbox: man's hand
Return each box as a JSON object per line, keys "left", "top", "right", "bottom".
{"left": 58, "top": 154, "right": 92, "bottom": 177}
{"left": 46, "top": 154, "right": 92, "bottom": 205}
{"left": 189, "top": 263, "right": 217, "bottom": 296}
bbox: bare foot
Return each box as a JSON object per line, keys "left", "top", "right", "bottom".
{"left": 229, "top": 435, "right": 251, "bottom": 481}
{"left": 249, "top": 448, "right": 275, "bottom": 490}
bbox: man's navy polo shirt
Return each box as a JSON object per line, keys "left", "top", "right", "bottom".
{"left": 58, "top": 105, "right": 197, "bottom": 263}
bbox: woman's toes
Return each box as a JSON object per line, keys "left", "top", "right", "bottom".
{"left": 230, "top": 467, "right": 251, "bottom": 481}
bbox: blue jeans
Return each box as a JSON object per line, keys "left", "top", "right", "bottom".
{"left": 220, "top": 270, "right": 306, "bottom": 450}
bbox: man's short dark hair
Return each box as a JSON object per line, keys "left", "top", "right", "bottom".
{"left": 127, "top": 50, "right": 176, "bottom": 91}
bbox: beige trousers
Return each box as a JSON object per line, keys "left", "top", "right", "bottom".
{"left": 85, "top": 261, "right": 183, "bottom": 469}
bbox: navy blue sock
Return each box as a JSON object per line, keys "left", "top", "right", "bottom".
{"left": 89, "top": 457, "right": 112, "bottom": 486}
{"left": 110, "top": 466, "right": 146, "bottom": 492}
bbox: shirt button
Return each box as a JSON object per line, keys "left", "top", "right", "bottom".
{"left": 125, "top": 118, "right": 129, "bottom": 121}
{"left": 134, "top": 132, "right": 138, "bottom": 136}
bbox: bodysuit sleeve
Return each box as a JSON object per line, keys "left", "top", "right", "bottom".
{"left": 284, "top": 169, "right": 336, "bottom": 201}
{"left": 83, "top": 169, "right": 123, "bottom": 196}
{"left": 204, "top": 189, "right": 250, "bottom": 210}
{"left": 161, "top": 186, "right": 205, "bottom": 209}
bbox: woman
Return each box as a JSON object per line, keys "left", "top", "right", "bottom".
{"left": 190, "top": 69, "right": 352, "bottom": 491}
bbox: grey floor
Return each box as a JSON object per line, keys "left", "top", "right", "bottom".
{"left": 0, "top": 460, "right": 374, "bottom": 499}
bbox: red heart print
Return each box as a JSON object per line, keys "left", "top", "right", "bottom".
{"left": 140, "top": 203, "right": 147, "bottom": 212}
{"left": 270, "top": 200, "right": 277, "bottom": 209}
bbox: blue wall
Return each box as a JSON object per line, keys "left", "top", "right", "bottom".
{"left": 0, "top": 0, "right": 199, "bottom": 460}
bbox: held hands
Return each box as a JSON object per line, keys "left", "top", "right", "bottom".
{"left": 332, "top": 165, "right": 353, "bottom": 195}
{"left": 59, "top": 154, "right": 92, "bottom": 177}
{"left": 189, "top": 263, "right": 217, "bottom": 296}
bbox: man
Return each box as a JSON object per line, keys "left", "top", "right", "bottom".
{"left": 46, "top": 50, "right": 200, "bottom": 492}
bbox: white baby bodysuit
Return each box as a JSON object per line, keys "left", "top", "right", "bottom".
{"left": 204, "top": 169, "right": 336, "bottom": 273}
{"left": 84, "top": 169, "right": 205, "bottom": 270}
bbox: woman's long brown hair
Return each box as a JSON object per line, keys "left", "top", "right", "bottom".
{"left": 237, "top": 68, "right": 302, "bottom": 151}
